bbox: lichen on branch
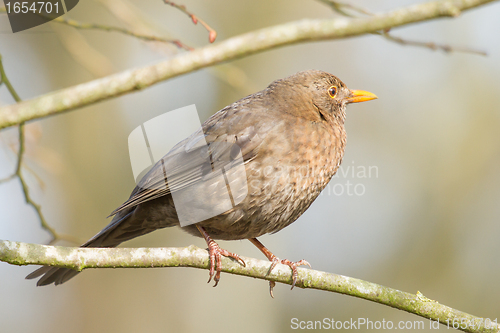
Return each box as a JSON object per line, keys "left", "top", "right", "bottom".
{"left": 0, "top": 240, "right": 498, "bottom": 333}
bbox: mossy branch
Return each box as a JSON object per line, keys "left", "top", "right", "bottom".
{"left": 0, "top": 0, "right": 497, "bottom": 130}
{"left": 0, "top": 240, "right": 498, "bottom": 333}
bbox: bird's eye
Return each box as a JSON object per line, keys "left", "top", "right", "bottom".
{"left": 328, "top": 86, "right": 337, "bottom": 98}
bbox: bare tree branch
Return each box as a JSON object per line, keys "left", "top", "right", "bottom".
{"left": 0, "top": 55, "right": 79, "bottom": 245}
{"left": 316, "top": 0, "right": 488, "bottom": 55}
{"left": 0, "top": 7, "right": 193, "bottom": 50}
{"left": 0, "top": 0, "right": 496, "bottom": 131}
{"left": 316, "top": 0, "right": 373, "bottom": 16}
{"left": 96, "top": 0, "right": 257, "bottom": 93}
{"left": 0, "top": 240, "right": 498, "bottom": 333}
{"left": 50, "top": 16, "right": 193, "bottom": 50}
{"left": 164, "top": 1, "right": 217, "bottom": 43}
{"left": 96, "top": 0, "right": 188, "bottom": 55}
{"left": 378, "top": 31, "right": 487, "bottom": 55}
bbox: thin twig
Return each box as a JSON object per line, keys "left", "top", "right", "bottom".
{"left": 0, "top": 58, "right": 21, "bottom": 103}
{"left": 317, "top": 0, "right": 488, "bottom": 56}
{"left": 378, "top": 31, "right": 487, "bottom": 56}
{"left": 316, "top": 0, "right": 372, "bottom": 17}
{"left": 1, "top": 241, "right": 499, "bottom": 333}
{"left": 96, "top": 0, "right": 188, "bottom": 55}
{"left": 0, "top": 7, "right": 193, "bottom": 50}
{"left": 0, "top": 54, "right": 25, "bottom": 186}
{"left": 0, "top": 55, "right": 80, "bottom": 245}
{"left": 52, "top": 16, "right": 193, "bottom": 50}
{"left": 97, "top": 0, "right": 255, "bottom": 93}
{"left": 164, "top": 1, "right": 217, "bottom": 43}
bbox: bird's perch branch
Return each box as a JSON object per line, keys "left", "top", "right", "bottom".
{"left": 1, "top": 240, "right": 498, "bottom": 333}
{"left": 0, "top": 0, "right": 496, "bottom": 130}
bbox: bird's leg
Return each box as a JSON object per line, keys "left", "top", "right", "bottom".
{"left": 196, "top": 225, "right": 246, "bottom": 287}
{"left": 249, "top": 238, "right": 311, "bottom": 297}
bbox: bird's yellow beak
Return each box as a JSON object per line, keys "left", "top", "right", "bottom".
{"left": 347, "top": 90, "right": 378, "bottom": 103}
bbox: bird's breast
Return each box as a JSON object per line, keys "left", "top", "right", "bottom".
{"left": 198, "top": 119, "right": 346, "bottom": 240}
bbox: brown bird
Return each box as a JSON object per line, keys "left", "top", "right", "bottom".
{"left": 26, "top": 70, "right": 377, "bottom": 292}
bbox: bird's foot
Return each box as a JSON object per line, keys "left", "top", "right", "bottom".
{"left": 206, "top": 238, "right": 246, "bottom": 287}
{"left": 249, "top": 237, "right": 311, "bottom": 297}
{"left": 269, "top": 258, "right": 311, "bottom": 290}
{"left": 197, "top": 225, "right": 246, "bottom": 287}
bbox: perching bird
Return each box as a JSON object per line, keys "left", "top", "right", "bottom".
{"left": 27, "top": 70, "right": 377, "bottom": 293}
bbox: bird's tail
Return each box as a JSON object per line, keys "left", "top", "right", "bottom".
{"left": 25, "top": 265, "right": 81, "bottom": 286}
{"left": 26, "top": 209, "right": 153, "bottom": 286}
{"left": 25, "top": 227, "right": 122, "bottom": 286}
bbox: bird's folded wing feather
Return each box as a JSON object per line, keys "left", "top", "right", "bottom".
{"left": 109, "top": 104, "right": 276, "bottom": 217}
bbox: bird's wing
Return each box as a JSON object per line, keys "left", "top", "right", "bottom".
{"left": 109, "top": 103, "right": 275, "bottom": 217}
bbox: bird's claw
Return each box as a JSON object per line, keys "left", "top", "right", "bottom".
{"left": 268, "top": 258, "right": 311, "bottom": 296}
{"left": 269, "top": 281, "right": 276, "bottom": 298}
{"left": 206, "top": 239, "right": 245, "bottom": 287}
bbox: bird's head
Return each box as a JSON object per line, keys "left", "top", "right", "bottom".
{"left": 267, "top": 70, "right": 377, "bottom": 124}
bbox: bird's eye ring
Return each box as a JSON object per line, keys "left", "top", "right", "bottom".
{"left": 328, "top": 86, "right": 337, "bottom": 98}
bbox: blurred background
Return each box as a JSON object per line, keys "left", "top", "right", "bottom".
{"left": 1, "top": 0, "right": 499, "bottom": 332}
